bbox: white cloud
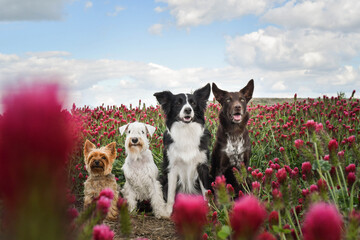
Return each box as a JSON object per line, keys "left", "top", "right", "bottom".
{"left": 0, "top": 0, "right": 69, "bottom": 21}
{"left": 154, "top": 6, "right": 165, "bottom": 13}
{"left": 107, "top": 6, "right": 124, "bottom": 17}
{"left": 226, "top": 27, "right": 360, "bottom": 71}
{"left": 156, "top": 0, "right": 281, "bottom": 27}
{"left": 25, "top": 51, "right": 71, "bottom": 58}
{"left": 0, "top": 52, "right": 359, "bottom": 110}
{"left": 85, "top": 1, "right": 93, "bottom": 9}
{"left": 262, "top": 0, "right": 360, "bottom": 31}
{"left": 148, "top": 24, "right": 164, "bottom": 35}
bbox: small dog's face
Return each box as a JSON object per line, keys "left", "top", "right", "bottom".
{"left": 119, "top": 122, "right": 156, "bottom": 155}
{"left": 83, "top": 140, "right": 117, "bottom": 176}
{"left": 212, "top": 80, "right": 254, "bottom": 123}
{"left": 154, "top": 83, "right": 211, "bottom": 124}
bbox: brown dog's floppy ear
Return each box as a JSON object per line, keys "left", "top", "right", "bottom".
{"left": 84, "top": 139, "right": 96, "bottom": 160}
{"left": 105, "top": 142, "right": 117, "bottom": 163}
{"left": 240, "top": 79, "right": 254, "bottom": 103}
{"left": 154, "top": 91, "right": 173, "bottom": 115}
{"left": 212, "top": 83, "right": 227, "bottom": 104}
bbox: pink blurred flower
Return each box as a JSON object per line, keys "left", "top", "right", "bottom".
{"left": 92, "top": 224, "right": 115, "bottom": 240}
{"left": 97, "top": 196, "right": 111, "bottom": 215}
{"left": 67, "top": 207, "right": 79, "bottom": 220}
{"left": 256, "top": 232, "right": 276, "bottom": 240}
{"left": 348, "top": 135, "right": 355, "bottom": 144}
{"left": 345, "top": 164, "right": 356, "bottom": 173}
{"left": 310, "top": 184, "right": 318, "bottom": 193}
{"left": 99, "top": 188, "right": 114, "bottom": 200}
{"left": 226, "top": 184, "right": 235, "bottom": 196}
{"left": 315, "top": 123, "right": 324, "bottom": 132}
{"left": 294, "top": 139, "right": 304, "bottom": 149}
{"left": 0, "top": 83, "right": 78, "bottom": 207}
{"left": 302, "top": 203, "right": 343, "bottom": 240}
{"left": 172, "top": 194, "right": 209, "bottom": 238}
{"left": 268, "top": 211, "right": 279, "bottom": 228}
{"left": 229, "top": 195, "right": 266, "bottom": 239}
{"left": 347, "top": 172, "right": 356, "bottom": 187}
{"left": 279, "top": 147, "right": 285, "bottom": 152}
{"left": 213, "top": 175, "right": 226, "bottom": 189}
{"left": 328, "top": 139, "right": 339, "bottom": 152}
{"left": 276, "top": 168, "right": 287, "bottom": 184}
{"left": 324, "top": 155, "right": 330, "bottom": 161}
{"left": 302, "top": 162, "right": 312, "bottom": 176}
{"left": 337, "top": 150, "right": 345, "bottom": 158}
{"left": 305, "top": 120, "right": 316, "bottom": 131}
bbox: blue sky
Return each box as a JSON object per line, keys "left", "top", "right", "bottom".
{"left": 1, "top": 0, "right": 360, "bottom": 108}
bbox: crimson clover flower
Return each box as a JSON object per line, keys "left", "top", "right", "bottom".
{"left": 229, "top": 195, "right": 266, "bottom": 240}
{"left": 328, "top": 139, "right": 339, "bottom": 152}
{"left": 92, "top": 224, "right": 115, "bottom": 240}
{"left": 99, "top": 188, "right": 114, "bottom": 200}
{"left": 172, "top": 194, "right": 209, "bottom": 239}
{"left": 97, "top": 196, "right": 112, "bottom": 216}
{"left": 276, "top": 168, "right": 287, "bottom": 184}
{"left": 295, "top": 139, "right": 304, "bottom": 149}
{"left": 302, "top": 202, "right": 343, "bottom": 240}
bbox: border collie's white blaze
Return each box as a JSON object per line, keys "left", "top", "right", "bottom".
{"left": 154, "top": 84, "right": 211, "bottom": 216}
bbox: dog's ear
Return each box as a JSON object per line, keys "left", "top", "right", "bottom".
{"left": 240, "top": 79, "right": 254, "bottom": 103}
{"left": 84, "top": 139, "right": 96, "bottom": 160}
{"left": 145, "top": 124, "right": 156, "bottom": 136}
{"left": 119, "top": 123, "right": 130, "bottom": 135}
{"left": 212, "top": 83, "right": 227, "bottom": 104}
{"left": 194, "top": 83, "right": 211, "bottom": 103}
{"left": 153, "top": 91, "right": 173, "bottom": 115}
{"left": 105, "top": 142, "right": 117, "bottom": 162}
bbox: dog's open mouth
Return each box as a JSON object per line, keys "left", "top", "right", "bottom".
{"left": 91, "top": 165, "right": 104, "bottom": 170}
{"left": 232, "top": 113, "right": 242, "bottom": 122}
{"left": 182, "top": 116, "right": 192, "bottom": 123}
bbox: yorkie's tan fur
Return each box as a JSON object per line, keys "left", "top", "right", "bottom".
{"left": 83, "top": 140, "right": 119, "bottom": 220}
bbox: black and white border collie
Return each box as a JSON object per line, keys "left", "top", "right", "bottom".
{"left": 154, "top": 84, "right": 211, "bottom": 215}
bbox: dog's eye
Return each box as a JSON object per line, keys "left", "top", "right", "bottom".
{"left": 189, "top": 100, "right": 196, "bottom": 105}
{"left": 102, "top": 156, "right": 106, "bottom": 160}
{"left": 128, "top": 130, "right": 131, "bottom": 134}
{"left": 240, "top": 98, "right": 245, "bottom": 102}
{"left": 142, "top": 130, "right": 145, "bottom": 134}
{"left": 226, "top": 98, "right": 231, "bottom": 103}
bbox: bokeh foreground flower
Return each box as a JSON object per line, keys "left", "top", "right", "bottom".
{"left": 229, "top": 195, "right": 267, "bottom": 240}
{"left": 172, "top": 194, "right": 209, "bottom": 240}
{"left": 0, "top": 82, "right": 80, "bottom": 240}
{"left": 302, "top": 202, "right": 343, "bottom": 240}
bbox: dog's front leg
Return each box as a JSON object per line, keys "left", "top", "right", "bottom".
{"left": 151, "top": 180, "right": 168, "bottom": 218}
{"left": 122, "top": 182, "right": 137, "bottom": 213}
{"left": 166, "top": 171, "right": 177, "bottom": 216}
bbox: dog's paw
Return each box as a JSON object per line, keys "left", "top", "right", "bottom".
{"left": 165, "top": 203, "right": 173, "bottom": 217}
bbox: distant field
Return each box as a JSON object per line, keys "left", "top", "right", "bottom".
{"left": 249, "top": 97, "right": 302, "bottom": 106}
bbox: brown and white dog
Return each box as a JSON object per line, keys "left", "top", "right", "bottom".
{"left": 83, "top": 140, "right": 119, "bottom": 220}
{"left": 210, "top": 79, "right": 254, "bottom": 194}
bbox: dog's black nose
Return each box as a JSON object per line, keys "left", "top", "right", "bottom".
{"left": 184, "top": 107, "right": 192, "bottom": 114}
{"left": 132, "top": 138, "right": 138, "bottom": 144}
{"left": 234, "top": 105, "right": 241, "bottom": 111}
{"left": 94, "top": 160, "right": 100, "bottom": 166}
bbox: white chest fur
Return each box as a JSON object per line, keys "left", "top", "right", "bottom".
{"left": 224, "top": 136, "right": 247, "bottom": 168}
{"left": 167, "top": 121, "right": 207, "bottom": 193}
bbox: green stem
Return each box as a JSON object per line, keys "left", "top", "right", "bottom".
{"left": 286, "top": 210, "right": 300, "bottom": 240}
{"left": 292, "top": 207, "right": 303, "bottom": 237}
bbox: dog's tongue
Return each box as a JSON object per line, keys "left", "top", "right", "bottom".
{"left": 233, "top": 115, "right": 241, "bottom": 121}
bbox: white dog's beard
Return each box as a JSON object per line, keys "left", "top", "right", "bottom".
{"left": 126, "top": 138, "right": 147, "bottom": 157}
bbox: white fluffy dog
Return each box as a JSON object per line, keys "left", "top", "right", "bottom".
{"left": 119, "top": 122, "right": 167, "bottom": 218}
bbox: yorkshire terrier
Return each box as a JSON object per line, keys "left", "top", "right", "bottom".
{"left": 83, "top": 140, "right": 119, "bottom": 220}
